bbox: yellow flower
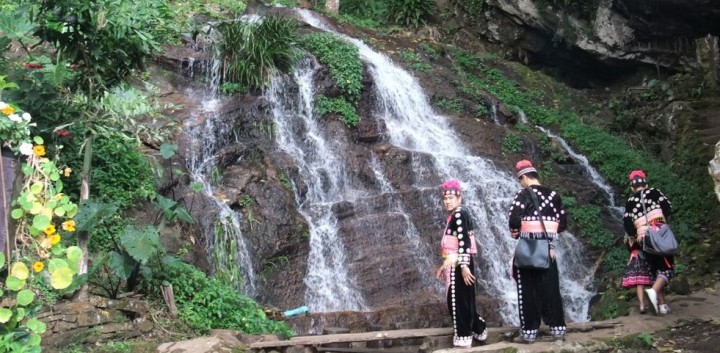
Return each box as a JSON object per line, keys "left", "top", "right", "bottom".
{"left": 1, "top": 105, "right": 14, "bottom": 115}
{"left": 33, "top": 145, "right": 46, "bottom": 157}
{"left": 62, "top": 220, "right": 76, "bottom": 232}
{"left": 50, "top": 234, "right": 61, "bottom": 245}
{"left": 44, "top": 224, "right": 56, "bottom": 235}
{"left": 33, "top": 261, "right": 44, "bottom": 272}
{"left": 63, "top": 167, "right": 72, "bottom": 177}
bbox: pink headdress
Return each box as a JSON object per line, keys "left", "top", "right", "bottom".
{"left": 629, "top": 170, "right": 647, "bottom": 186}
{"left": 441, "top": 179, "right": 462, "bottom": 196}
{"left": 515, "top": 160, "right": 537, "bottom": 178}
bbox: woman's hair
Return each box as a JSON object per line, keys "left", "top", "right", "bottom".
{"left": 521, "top": 171, "right": 540, "bottom": 180}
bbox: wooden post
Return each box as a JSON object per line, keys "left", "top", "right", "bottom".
{"left": 161, "top": 283, "right": 178, "bottom": 318}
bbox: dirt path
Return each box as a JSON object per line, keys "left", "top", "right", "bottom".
{"left": 433, "top": 282, "right": 720, "bottom": 352}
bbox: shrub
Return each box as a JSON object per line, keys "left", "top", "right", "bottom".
{"left": 216, "top": 15, "right": 301, "bottom": 89}
{"left": 163, "top": 261, "right": 294, "bottom": 336}
{"left": 61, "top": 136, "right": 156, "bottom": 210}
{"left": 501, "top": 132, "right": 523, "bottom": 154}
{"left": 315, "top": 95, "right": 360, "bottom": 127}
{"left": 298, "top": 33, "right": 363, "bottom": 104}
{"left": 386, "top": 0, "right": 436, "bottom": 28}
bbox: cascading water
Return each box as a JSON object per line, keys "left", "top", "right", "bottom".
{"left": 183, "top": 50, "right": 257, "bottom": 296}
{"left": 536, "top": 126, "right": 624, "bottom": 218}
{"left": 490, "top": 104, "right": 501, "bottom": 125}
{"left": 289, "top": 9, "right": 594, "bottom": 324}
{"left": 268, "top": 58, "right": 367, "bottom": 311}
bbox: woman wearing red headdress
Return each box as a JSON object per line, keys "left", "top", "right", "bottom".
{"left": 435, "top": 179, "right": 487, "bottom": 348}
{"left": 508, "top": 160, "right": 568, "bottom": 343}
{"left": 623, "top": 170, "right": 673, "bottom": 315}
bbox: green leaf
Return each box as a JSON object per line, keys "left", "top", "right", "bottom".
{"left": 16, "top": 289, "right": 35, "bottom": 306}
{"left": 109, "top": 251, "right": 135, "bottom": 280}
{"left": 160, "top": 143, "right": 178, "bottom": 159}
{"left": 11, "top": 208, "right": 24, "bottom": 219}
{"left": 74, "top": 200, "right": 118, "bottom": 232}
{"left": 0, "top": 252, "right": 4, "bottom": 268}
{"left": 50, "top": 267, "right": 74, "bottom": 289}
{"left": 11, "top": 262, "right": 29, "bottom": 280}
{"left": 48, "top": 258, "right": 69, "bottom": 273}
{"left": 27, "top": 332, "right": 43, "bottom": 345}
{"left": 54, "top": 207, "right": 66, "bottom": 217}
{"left": 56, "top": 179, "right": 64, "bottom": 193}
{"left": 30, "top": 182, "right": 44, "bottom": 195}
{"left": 6, "top": 275, "right": 25, "bottom": 291}
{"left": 66, "top": 246, "right": 83, "bottom": 271}
{"left": 120, "top": 226, "right": 161, "bottom": 264}
{"left": 33, "top": 136, "right": 43, "bottom": 144}
{"left": 0, "top": 308, "right": 12, "bottom": 323}
{"left": 26, "top": 319, "right": 46, "bottom": 335}
{"left": 31, "top": 214, "right": 51, "bottom": 232}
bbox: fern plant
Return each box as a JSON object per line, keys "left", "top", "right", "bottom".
{"left": 386, "top": 0, "right": 436, "bottom": 28}
{"left": 216, "top": 15, "right": 301, "bottom": 90}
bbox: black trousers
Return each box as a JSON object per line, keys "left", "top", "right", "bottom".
{"left": 446, "top": 258, "right": 487, "bottom": 340}
{"left": 514, "top": 260, "right": 566, "bottom": 340}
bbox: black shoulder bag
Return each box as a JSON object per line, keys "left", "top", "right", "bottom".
{"left": 513, "top": 187, "right": 551, "bottom": 269}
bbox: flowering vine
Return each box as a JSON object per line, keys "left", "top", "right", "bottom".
{"left": 1, "top": 97, "right": 82, "bottom": 351}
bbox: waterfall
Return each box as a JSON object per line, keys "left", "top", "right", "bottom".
{"left": 536, "top": 126, "right": 623, "bottom": 217}
{"left": 268, "top": 58, "right": 367, "bottom": 311}
{"left": 183, "top": 56, "right": 258, "bottom": 296}
{"left": 518, "top": 109, "right": 528, "bottom": 124}
{"left": 490, "top": 104, "right": 501, "bottom": 125}
{"left": 289, "top": 9, "right": 594, "bottom": 324}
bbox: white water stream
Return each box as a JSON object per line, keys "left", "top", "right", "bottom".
{"left": 536, "top": 126, "right": 624, "bottom": 217}
{"left": 183, "top": 55, "right": 258, "bottom": 296}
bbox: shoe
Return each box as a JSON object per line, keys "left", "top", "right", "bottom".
{"left": 552, "top": 334, "right": 566, "bottom": 341}
{"left": 659, "top": 304, "right": 669, "bottom": 315}
{"left": 473, "top": 329, "right": 487, "bottom": 341}
{"left": 453, "top": 336, "right": 472, "bottom": 347}
{"left": 639, "top": 305, "right": 647, "bottom": 314}
{"left": 645, "top": 288, "right": 659, "bottom": 314}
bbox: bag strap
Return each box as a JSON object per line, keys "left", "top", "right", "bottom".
{"left": 639, "top": 191, "right": 652, "bottom": 226}
{"left": 526, "top": 187, "right": 549, "bottom": 237}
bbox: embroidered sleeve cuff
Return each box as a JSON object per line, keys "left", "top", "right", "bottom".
{"left": 458, "top": 253, "right": 471, "bottom": 266}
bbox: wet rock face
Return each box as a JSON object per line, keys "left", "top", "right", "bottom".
{"left": 450, "top": 0, "right": 720, "bottom": 87}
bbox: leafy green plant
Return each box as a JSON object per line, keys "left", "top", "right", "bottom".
{"left": 299, "top": 33, "right": 363, "bottom": 104}
{"left": 433, "top": 98, "right": 464, "bottom": 114}
{"left": 315, "top": 95, "right": 360, "bottom": 127}
{"left": 278, "top": 171, "right": 292, "bottom": 191}
{"left": 3, "top": 132, "right": 83, "bottom": 352}
{"left": 398, "top": 49, "right": 432, "bottom": 72}
{"left": 216, "top": 15, "right": 301, "bottom": 90}
{"left": 569, "top": 205, "right": 613, "bottom": 248}
{"left": 30, "top": 0, "right": 162, "bottom": 93}
{"left": 501, "top": 132, "right": 523, "bottom": 154}
{"left": 637, "top": 332, "right": 653, "bottom": 348}
{"left": 220, "top": 82, "right": 248, "bottom": 95}
{"left": 163, "top": 261, "right": 294, "bottom": 336}
{"left": 386, "top": 0, "right": 436, "bottom": 28}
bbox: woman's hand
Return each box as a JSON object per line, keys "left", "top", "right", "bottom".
{"left": 549, "top": 249, "right": 556, "bottom": 260}
{"left": 461, "top": 266, "right": 475, "bottom": 286}
{"left": 436, "top": 265, "right": 446, "bottom": 280}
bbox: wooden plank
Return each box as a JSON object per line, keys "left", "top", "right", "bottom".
{"left": 316, "top": 347, "right": 417, "bottom": 353}
{"left": 249, "top": 322, "right": 622, "bottom": 349}
{"left": 250, "top": 328, "right": 452, "bottom": 349}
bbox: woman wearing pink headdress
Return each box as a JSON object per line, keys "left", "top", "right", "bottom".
{"left": 623, "top": 170, "right": 674, "bottom": 315}
{"left": 435, "top": 179, "right": 487, "bottom": 348}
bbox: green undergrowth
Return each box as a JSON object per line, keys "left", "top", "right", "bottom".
{"left": 298, "top": 32, "right": 363, "bottom": 126}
